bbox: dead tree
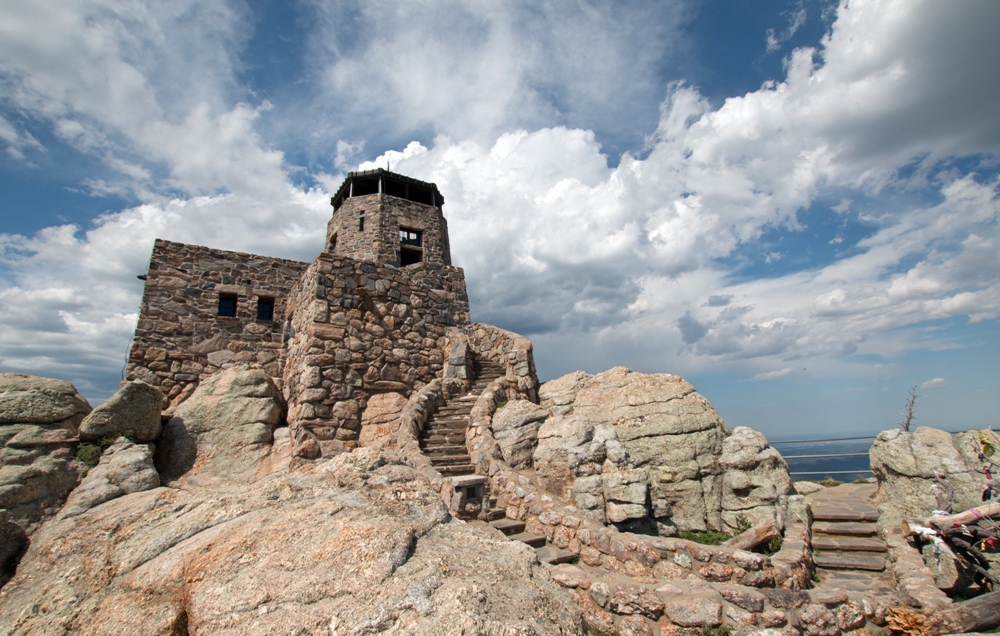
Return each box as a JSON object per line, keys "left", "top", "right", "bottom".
{"left": 898, "top": 384, "right": 919, "bottom": 432}
{"left": 888, "top": 590, "right": 1000, "bottom": 636}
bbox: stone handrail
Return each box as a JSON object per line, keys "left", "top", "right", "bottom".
{"left": 395, "top": 376, "right": 468, "bottom": 502}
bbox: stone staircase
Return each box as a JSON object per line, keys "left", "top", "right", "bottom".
{"left": 489, "top": 516, "right": 576, "bottom": 565}
{"left": 807, "top": 484, "right": 895, "bottom": 594}
{"left": 419, "top": 360, "right": 505, "bottom": 477}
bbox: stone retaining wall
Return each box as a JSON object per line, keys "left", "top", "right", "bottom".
{"left": 127, "top": 239, "right": 308, "bottom": 409}
{"left": 282, "top": 252, "right": 470, "bottom": 459}
{"left": 883, "top": 526, "right": 952, "bottom": 610}
{"left": 445, "top": 324, "right": 538, "bottom": 396}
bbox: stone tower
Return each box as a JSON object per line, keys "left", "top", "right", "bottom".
{"left": 327, "top": 169, "right": 452, "bottom": 267}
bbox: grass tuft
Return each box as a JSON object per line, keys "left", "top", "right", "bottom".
{"left": 678, "top": 530, "right": 730, "bottom": 546}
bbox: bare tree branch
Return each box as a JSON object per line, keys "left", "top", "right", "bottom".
{"left": 899, "top": 384, "right": 920, "bottom": 432}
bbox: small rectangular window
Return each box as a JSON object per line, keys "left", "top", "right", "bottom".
{"left": 218, "top": 293, "right": 237, "bottom": 317}
{"left": 358, "top": 216, "right": 365, "bottom": 232}
{"left": 400, "top": 228, "right": 422, "bottom": 246}
{"left": 256, "top": 297, "right": 274, "bottom": 321}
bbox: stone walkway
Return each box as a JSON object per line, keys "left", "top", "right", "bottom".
{"left": 806, "top": 483, "right": 896, "bottom": 595}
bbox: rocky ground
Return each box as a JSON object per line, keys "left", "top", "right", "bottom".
{"left": 3, "top": 364, "right": 997, "bottom": 635}
{"left": 0, "top": 369, "right": 582, "bottom": 635}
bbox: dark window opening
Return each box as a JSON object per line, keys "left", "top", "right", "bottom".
{"left": 384, "top": 179, "right": 407, "bottom": 198}
{"left": 358, "top": 216, "right": 365, "bottom": 232}
{"left": 256, "top": 297, "right": 274, "bottom": 321}
{"left": 400, "top": 248, "right": 422, "bottom": 266}
{"left": 400, "top": 228, "right": 421, "bottom": 247}
{"left": 465, "top": 486, "right": 477, "bottom": 499}
{"left": 352, "top": 177, "right": 379, "bottom": 196}
{"left": 408, "top": 186, "right": 434, "bottom": 206}
{"left": 329, "top": 234, "right": 337, "bottom": 252}
{"left": 218, "top": 293, "right": 237, "bottom": 317}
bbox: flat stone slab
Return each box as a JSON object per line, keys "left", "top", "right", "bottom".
{"left": 508, "top": 532, "right": 546, "bottom": 548}
{"left": 811, "top": 507, "right": 879, "bottom": 522}
{"left": 536, "top": 546, "right": 576, "bottom": 564}
{"left": 490, "top": 518, "right": 526, "bottom": 535}
{"left": 813, "top": 552, "right": 886, "bottom": 571}
{"left": 812, "top": 521, "right": 879, "bottom": 536}
{"left": 811, "top": 535, "right": 887, "bottom": 553}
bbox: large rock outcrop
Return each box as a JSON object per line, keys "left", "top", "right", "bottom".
{"left": 78, "top": 380, "right": 164, "bottom": 443}
{"left": 720, "top": 427, "right": 793, "bottom": 533}
{"left": 0, "top": 373, "right": 90, "bottom": 534}
{"left": 492, "top": 399, "right": 549, "bottom": 469}
{"left": 534, "top": 368, "right": 794, "bottom": 535}
{"left": 155, "top": 367, "right": 283, "bottom": 484}
{"left": 870, "top": 426, "right": 999, "bottom": 529}
{"left": 59, "top": 438, "right": 160, "bottom": 519}
{"left": 532, "top": 413, "right": 641, "bottom": 527}
{"left": 0, "top": 368, "right": 584, "bottom": 635}
{"left": 540, "top": 367, "right": 732, "bottom": 532}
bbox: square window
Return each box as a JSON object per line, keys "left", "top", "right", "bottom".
{"left": 218, "top": 293, "right": 237, "bottom": 317}
{"left": 256, "top": 297, "right": 274, "bottom": 321}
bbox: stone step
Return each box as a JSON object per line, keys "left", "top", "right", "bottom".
{"left": 812, "top": 535, "right": 887, "bottom": 553}
{"left": 811, "top": 507, "right": 879, "bottom": 522}
{"left": 423, "top": 445, "right": 467, "bottom": 455}
{"left": 508, "top": 532, "right": 546, "bottom": 548}
{"left": 436, "top": 464, "right": 476, "bottom": 476}
{"left": 812, "top": 521, "right": 879, "bottom": 536}
{"left": 439, "top": 408, "right": 474, "bottom": 414}
{"left": 428, "top": 455, "right": 472, "bottom": 465}
{"left": 536, "top": 546, "right": 576, "bottom": 565}
{"left": 421, "top": 437, "right": 466, "bottom": 447}
{"left": 490, "top": 518, "right": 525, "bottom": 536}
{"left": 813, "top": 552, "right": 886, "bottom": 571}
{"left": 485, "top": 508, "right": 506, "bottom": 522}
{"left": 423, "top": 420, "right": 468, "bottom": 430}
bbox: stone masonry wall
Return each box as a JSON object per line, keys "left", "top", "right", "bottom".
{"left": 282, "top": 252, "right": 470, "bottom": 459}
{"left": 127, "top": 239, "right": 308, "bottom": 409}
{"left": 327, "top": 194, "right": 452, "bottom": 266}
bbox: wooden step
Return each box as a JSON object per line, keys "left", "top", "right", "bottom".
{"left": 490, "top": 518, "right": 525, "bottom": 536}
{"left": 811, "top": 507, "right": 879, "bottom": 522}
{"left": 508, "top": 532, "right": 546, "bottom": 548}
{"left": 811, "top": 535, "right": 887, "bottom": 553}
{"left": 485, "top": 509, "right": 506, "bottom": 521}
{"left": 536, "top": 546, "right": 576, "bottom": 564}
{"left": 812, "top": 521, "right": 879, "bottom": 536}
{"left": 813, "top": 552, "right": 886, "bottom": 571}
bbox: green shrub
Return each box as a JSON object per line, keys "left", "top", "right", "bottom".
{"left": 495, "top": 400, "right": 508, "bottom": 410}
{"left": 75, "top": 443, "right": 103, "bottom": 467}
{"left": 75, "top": 430, "right": 137, "bottom": 467}
{"left": 678, "top": 530, "right": 730, "bottom": 546}
{"left": 764, "top": 535, "right": 783, "bottom": 555}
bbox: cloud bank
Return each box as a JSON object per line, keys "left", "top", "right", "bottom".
{"left": 0, "top": 0, "right": 997, "bottom": 418}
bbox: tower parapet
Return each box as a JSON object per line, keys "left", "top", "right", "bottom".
{"left": 327, "top": 169, "right": 452, "bottom": 267}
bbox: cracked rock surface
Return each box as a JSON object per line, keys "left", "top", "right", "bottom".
{"left": 0, "top": 369, "right": 582, "bottom": 636}
{"left": 540, "top": 367, "right": 732, "bottom": 532}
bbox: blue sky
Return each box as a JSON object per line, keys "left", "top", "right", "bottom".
{"left": 1, "top": 0, "right": 998, "bottom": 439}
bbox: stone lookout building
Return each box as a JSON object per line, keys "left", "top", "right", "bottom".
{"left": 127, "top": 169, "right": 480, "bottom": 458}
